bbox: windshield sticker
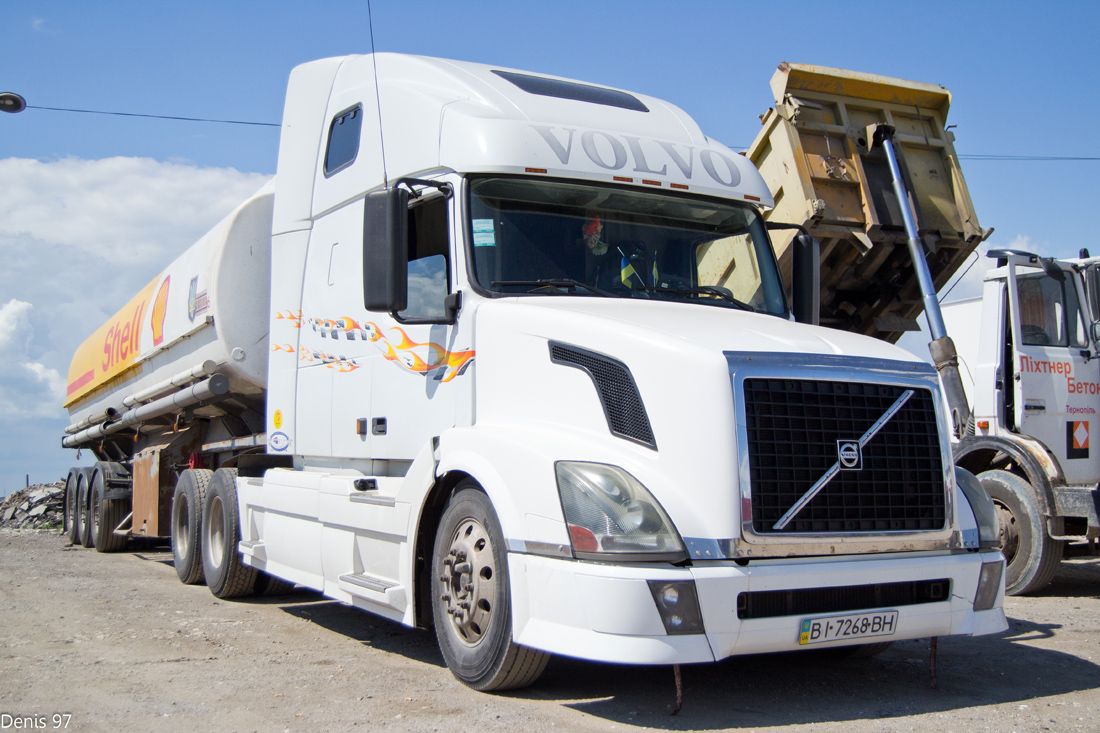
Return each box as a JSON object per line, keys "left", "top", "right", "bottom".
{"left": 473, "top": 219, "right": 496, "bottom": 247}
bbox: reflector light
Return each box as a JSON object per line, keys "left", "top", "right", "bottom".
{"left": 670, "top": 183, "right": 688, "bottom": 190}
{"left": 974, "top": 560, "right": 1003, "bottom": 611}
{"left": 978, "top": 421, "right": 989, "bottom": 429}
{"left": 568, "top": 524, "right": 598, "bottom": 553}
{"left": 525, "top": 167, "right": 547, "bottom": 174}
{"left": 744, "top": 194, "right": 761, "bottom": 201}
{"left": 614, "top": 176, "right": 633, "bottom": 182}
{"left": 642, "top": 179, "right": 660, "bottom": 186}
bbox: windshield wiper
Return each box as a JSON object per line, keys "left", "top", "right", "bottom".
{"left": 491, "top": 279, "right": 613, "bottom": 297}
{"left": 643, "top": 285, "right": 753, "bottom": 311}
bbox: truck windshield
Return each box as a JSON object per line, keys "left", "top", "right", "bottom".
{"left": 467, "top": 177, "right": 788, "bottom": 316}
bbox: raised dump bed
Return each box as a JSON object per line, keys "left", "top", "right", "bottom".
{"left": 747, "top": 62, "right": 989, "bottom": 342}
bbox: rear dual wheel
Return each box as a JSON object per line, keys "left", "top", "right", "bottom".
{"left": 64, "top": 470, "right": 82, "bottom": 543}
{"left": 172, "top": 469, "right": 213, "bottom": 584}
{"left": 201, "top": 468, "right": 258, "bottom": 598}
{"left": 77, "top": 471, "right": 95, "bottom": 548}
{"left": 91, "top": 465, "right": 127, "bottom": 553}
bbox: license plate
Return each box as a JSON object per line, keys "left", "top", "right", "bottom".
{"left": 798, "top": 610, "right": 898, "bottom": 645}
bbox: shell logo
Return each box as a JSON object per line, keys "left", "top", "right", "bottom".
{"left": 151, "top": 276, "right": 171, "bottom": 346}
{"left": 273, "top": 410, "right": 283, "bottom": 429}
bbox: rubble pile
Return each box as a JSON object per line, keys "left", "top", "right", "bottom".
{"left": 0, "top": 481, "right": 66, "bottom": 530}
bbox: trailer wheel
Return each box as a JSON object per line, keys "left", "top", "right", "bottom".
{"left": 201, "top": 468, "right": 258, "bottom": 599}
{"left": 90, "top": 465, "right": 127, "bottom": 553}
{"left": 77, "top": 471, "right": 95, "bottom": 548}
{"left": 431, "top": 482, "right": 549, "bottom": 691}
{"left": 980, "top": 469, "right": 1062, "bottom": 595}
{"left": 172, "top": 469, "right": 213, "bottom": 584}
{"left": 64, "top": 470, "right": 80, "bottom": 543}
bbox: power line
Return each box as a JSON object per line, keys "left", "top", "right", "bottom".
{"left": 17, "top": 105, "right": 1100, "bottom": 158}
{"left": 25, "top": 105, "right": 279, "bottom": 127}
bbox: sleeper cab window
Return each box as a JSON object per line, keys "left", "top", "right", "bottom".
{"left": 323, "top": 104, "right": 363, "bottom": 177}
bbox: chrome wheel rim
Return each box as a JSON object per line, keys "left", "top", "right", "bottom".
{"left": 439, "top": 518, "right": 497, "bottom": 645}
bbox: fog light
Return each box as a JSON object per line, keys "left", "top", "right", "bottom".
{"left": 974, "top": 560, "right": 1003, "bottom": 611}
{"left": 647, "top": 580, "right": 704, "bottom": 635}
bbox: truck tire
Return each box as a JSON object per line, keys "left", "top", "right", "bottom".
{"left": 91, "top": 465, "right": 128, "bottom": 553}
{"left": 172, "top": 469, "right": 213, "bottom": 584}
{"left": 64, "top": 469, "right": 80, "bottom": 543}
{"left": 77, "top": 471, "right": 95, "bottom": 548}
{"left": 432, "top": 482, "right": 549, "bottom": 691}
{"left": 254, "top": 571, "right": 297, "bottom": 596}
{"left": 201, "top": 468, "right": 258, "bottom": 599}
{"left": 980, "top": 469, "right": 1063, "bottom": 595}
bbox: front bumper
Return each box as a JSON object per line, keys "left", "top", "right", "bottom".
{"left": 508, "top": 549, "right": 1007, "bottom": 664}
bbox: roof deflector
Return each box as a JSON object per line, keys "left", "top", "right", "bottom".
{"left": 491, "top": 70, "right": 649, "bottom": 112}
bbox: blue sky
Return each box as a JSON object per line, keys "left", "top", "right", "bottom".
{"left": 1, "top": 0, "right": 1098, "bottom": 493}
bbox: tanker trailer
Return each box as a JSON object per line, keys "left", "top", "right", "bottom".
{"left": 61, "top": 181, "right": 278, "bottom": 553}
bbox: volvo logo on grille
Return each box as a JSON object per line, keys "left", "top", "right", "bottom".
{"left": 837, "top": 440, "right": 863, "bottom": 470}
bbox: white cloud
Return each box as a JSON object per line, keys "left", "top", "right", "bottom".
{"left": 31, "top": 18, "right": 45, "bottom": 31}
{"left": 0, "top": 157, "right": 271, "bottom": 488}
{"left": 0, "top": 300, "right": 66, "bottom": 418}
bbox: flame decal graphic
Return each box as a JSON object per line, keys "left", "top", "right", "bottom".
{"left": 275, "top": 310, "right": 302, "bottom": 328}
{"left": 297, "top": 345, "right": 362, "bottom": 372}
{"left": 306, "top": 316, "right": 474, "bottom": 382}
{"left": 271, "top": 343, "right": 296, "bottom": 354}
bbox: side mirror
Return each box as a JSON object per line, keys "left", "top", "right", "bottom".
{"left": 363, "top": 187, "right": 409, "bottom": 312}
{"left": 791, "top": 233, "right": 820, "bottom": 325}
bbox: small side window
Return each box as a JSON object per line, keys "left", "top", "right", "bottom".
{"left": 399, "top": 196, "right": 451, "bottom": 321}
{"left": 323, "top": 105, "right": 362, "bottom": 177}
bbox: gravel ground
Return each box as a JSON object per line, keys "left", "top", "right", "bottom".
{"left": 1, "top": 530, "right": 1099, "bottom": 732}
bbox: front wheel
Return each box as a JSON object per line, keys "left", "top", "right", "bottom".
{"left": 980, "top": 469, "right": 1062, "bottom": 595}
{"left": 431, "top": 483, "right": 549, "bottom": 691}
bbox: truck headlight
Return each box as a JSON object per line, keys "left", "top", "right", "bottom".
{"left": 556, "top": 462, "right": 686, "bottom": 561}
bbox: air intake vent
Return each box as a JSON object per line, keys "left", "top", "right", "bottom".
{"left": 737, "top": 578, "right": 951, "bottom": 620}
{"left": 549, "top": 342, "right": 656, "bottom": 449}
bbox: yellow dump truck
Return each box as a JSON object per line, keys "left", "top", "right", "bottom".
{"left": 747, "top": 62, "right": 989, "bottom": 342}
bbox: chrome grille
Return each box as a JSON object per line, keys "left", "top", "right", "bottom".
{"left": 744, "top": 378, "right": 945, "bottom": 534}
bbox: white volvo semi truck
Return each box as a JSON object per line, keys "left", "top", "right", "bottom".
{"left": 60, "top": 54, "right": 1006, "bottom": 691}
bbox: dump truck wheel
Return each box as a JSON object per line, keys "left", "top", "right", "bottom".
{"left": 64, "top": 470, "right": 80, "bottom": 543}
{"left": 172, "top": 469, "right": 213, "bottom": 584}
{"left": 77, "top": 471, "right": 95, "bottom": 548}
{"left": 432, "top": 482, "right": 549, "bottom": 691}
{"left": 201, "top": 468, "right": 257, "bottom": 599}
{"left": 980, "top": 469, "right": 1062, "bottom": 595}
{"left": 91, "top": 466, "right": 127, "bottom": 553}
